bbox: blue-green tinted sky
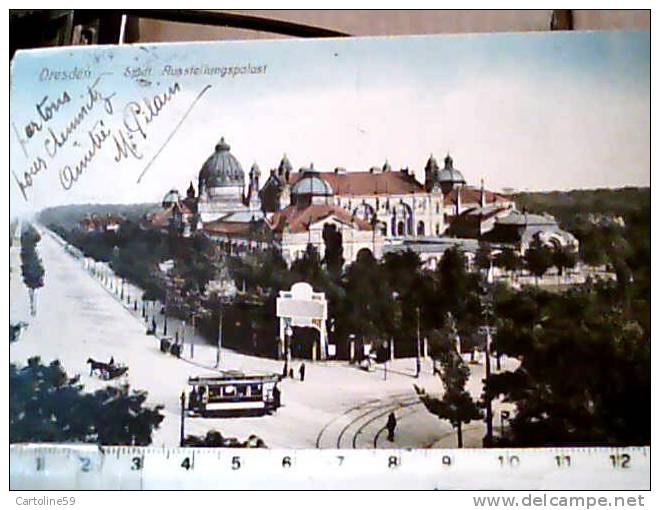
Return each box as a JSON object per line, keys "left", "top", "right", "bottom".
{"left": 10, "top": 30, "right": 650, "bottom": 216}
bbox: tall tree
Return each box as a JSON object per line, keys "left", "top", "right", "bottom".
{"left": 494, "top": 246, "right": 522, "bottom": 280}
{"left": 551, "top": 245, "right": 577, "bottom": 284}
{"left": 290, "top": 243, "right": 324, "bottom": 287}
{"left": 436, "top": 247, "right": 470, "bottom": 312}
{"left": 415, "top": 350, "right": 482, "bottom": 448}
{"left": 339, "top": 249, "right": 397, "bottom": 347}
{"left": 322, "top": 223, "right": 344, "bottom": 276}
{"left": 474, "top": 242, "right": 494, "bottom": 274}
{"left": 524, "top": 238, "right": 553, "bottom": 286}
{"left": 20, "top": 224, "right": 45, "bottom": 316}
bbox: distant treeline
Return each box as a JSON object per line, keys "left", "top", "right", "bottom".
{"left": 38, "top": 203, "right": 157, "bottom": 230}
{"left": 514, "top": 187, "right": 650, "bottom": 227}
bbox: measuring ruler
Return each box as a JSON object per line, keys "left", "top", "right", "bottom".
{"left": 10, "top": 444, "right": 649, "bottom": 490}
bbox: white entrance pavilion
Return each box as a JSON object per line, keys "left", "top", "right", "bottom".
{"left": 276, "top": 282, "right": 329, "bottom": 361}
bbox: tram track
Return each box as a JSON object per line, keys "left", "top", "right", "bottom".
{"left": 337, "top": 398, "right": 419, "bottom": 449}
{"left": 351, "top": 400, "right": 422, "bottom": 448}
{"left": 371, "top": 405, "right": 426, "bottom": 448}
{"left": 315, "top": 393, "right": 425, "bottom": 449}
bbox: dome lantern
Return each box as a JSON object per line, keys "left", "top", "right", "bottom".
{"left": 198, "top": 136, "right": 245, "bottom": 192}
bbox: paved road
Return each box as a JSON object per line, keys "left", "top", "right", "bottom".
{"left": 10, "top": 228, "right": 515, "bottom": 449}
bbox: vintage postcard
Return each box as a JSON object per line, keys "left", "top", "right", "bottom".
{"left": 9, "top": 30, "right": 650, "bottom": 488}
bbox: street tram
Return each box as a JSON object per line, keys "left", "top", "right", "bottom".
{"left": 186, "top": 371, "right": 281, "bottom": 417}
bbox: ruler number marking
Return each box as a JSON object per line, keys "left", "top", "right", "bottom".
{"left": 388, "top": 456, "right": 400, "bottom": 469}
{"left": 36, "top": 456, "right": 45, "bottom": 471}
{"left": 442, "top": 455, "right": 452, "bottom": 467}
{"left": 282, "top": 456, "right": 292, "bottom": 468}
{"left": 181, "top": 457, "right": 192, "bottom": 470}
{"left": 498, "top": 455, "right": 520, "bottom": 468}
{"left": 555, "top": 455, "right": 571, "bottom": 468}
{"left": 131, "top": 456, "right": 143, "bottom": 471}
{"left": 610, "top": 453, "right": 631, "bottom": 469}
{"left": 79, "top": 456, "right": 91, "bottom": 472}
{"left": 232, "top": 456, "right": 241, "bottom": 470}
{"left": 337, "top": 455, "right": 344, "bottom": 466}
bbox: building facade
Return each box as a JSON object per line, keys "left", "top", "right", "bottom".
{"left": 144, "top": 135, "right": 577, "bottom": 267}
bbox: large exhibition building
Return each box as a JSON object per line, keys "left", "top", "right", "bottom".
{"left": 143, "top": 136, "right": 577, "bottom": 267}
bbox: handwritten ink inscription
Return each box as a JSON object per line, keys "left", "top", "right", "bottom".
{"left": 12, "top": 78, "right": 183, "bottom": 199}
{"left": 115, "top": 82, "right": 181, "bottom": 163}
{"left": 12, "top": 57, "right": 266, "bottom": 200}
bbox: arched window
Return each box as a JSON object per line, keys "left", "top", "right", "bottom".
{"left": 417, "top": 221, "right": 425, "bottom": 236}
{"left": 391, "top": 218, "right": 397, "bottom": 236}
{"left": 397, "top": 221, "right": 405, "bottom": 236}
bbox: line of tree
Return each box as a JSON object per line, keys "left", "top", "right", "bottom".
{"left": 475, "top": 239, "right": 578, "bottom": 286}
{"left": 20, "top": 224, "right": 45, "bottom": 316}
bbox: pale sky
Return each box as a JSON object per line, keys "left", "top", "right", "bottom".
{"left": 9, "top": 30, "right": 650, "bottom": 218}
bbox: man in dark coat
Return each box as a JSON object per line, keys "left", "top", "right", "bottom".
{"left": 299, "top": 362, "right": 306, "bottom": 382}
{"left": 273, "top": 385, "right": 281, "bottom": 409}
{"left": 387, "top": 412, "right": 397, "bottom": 442}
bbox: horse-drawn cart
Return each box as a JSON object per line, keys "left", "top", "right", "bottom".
{"left": 159, "top": 337, "right": 181, "bottom": 357}
{"left": 87, "top": 358, "right": 128, "bottom": 380}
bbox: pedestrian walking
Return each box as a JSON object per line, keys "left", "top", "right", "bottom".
{"left": 386, "top": 412, "right": 397, "bottom": 442}
{"left": 288, "top": 368, "right": 294, "bottom": 379}
{"left": 299, "top": 362, "right": 306, "bottom": 382}
{"left": 273, "top": 385, "right": 281, "bottom": 409}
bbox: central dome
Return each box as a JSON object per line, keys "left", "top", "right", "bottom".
{"left": 438, "top": 154, "right": 466, "bottom": 193}
{"left": 198, "top": 137, "right": 245, "bottom": 190}
{"left": 291, "top": 167, "right": 334, "bottom": 197}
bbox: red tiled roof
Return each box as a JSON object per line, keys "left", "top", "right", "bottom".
{"left": 444, "top": 187, "right": 512, "bottom": 205}
{"left": 145, "top": 209, "right": 172, "bottom": 228}
{"left": 179, "top": 202, "right": 194, "bottom": 216}
{"left": 267, "top": 204, "right": 374, "bottom": 234}
{"left": 80, "top": 214, "right": 124, "bottom": 230}
{"left": 203, "top": 222, "right": 254, "bottom": 236}
{"left": 287, "top": 171, "right": 424, "bottom": 196}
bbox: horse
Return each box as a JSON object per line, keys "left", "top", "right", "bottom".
{"left": 86, "top": 358, "right": 110, "bottom": 377}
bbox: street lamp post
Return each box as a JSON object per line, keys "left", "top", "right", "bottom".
{"left": 484, "top": 321, "right": 494, "bottom": 447}
{"left": 190, "top": 313, "right": 196, "bottom": 359}
{"left": 163, "top": 290, "right": 169, "bottom": 336}
{"left": 348, "top": 333, "right": 356, "bottom": 363}
{"left": 500, "top": 410, "right": 510, "bottom": 438}
{"left": 481, "top": 264, "right": 495, "bottom": 448}
{"left": 285, "top": 324, "right": 293, "bottom": 370}
{"left": 179, "top": 391, "right": 186, "bottom": 447}
{"left": 216, "top": 303, "right": 224, "bottom": 368}
{"left": 416, "top": 306, "right": 422, "bottom": 378}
